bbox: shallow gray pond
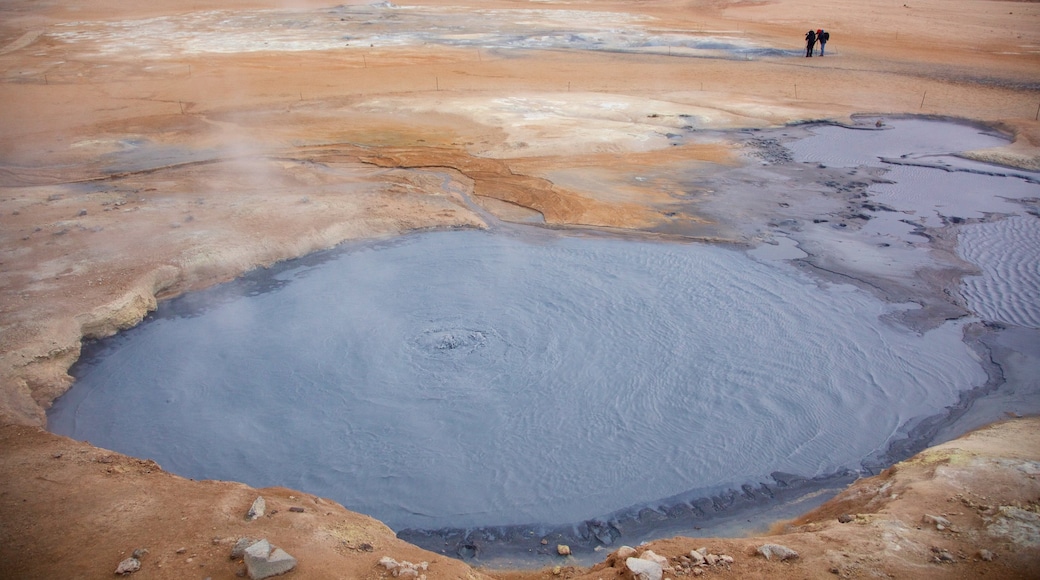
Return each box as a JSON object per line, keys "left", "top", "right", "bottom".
{"left": 50, "top": 230, "right": 983, "bottom": 530}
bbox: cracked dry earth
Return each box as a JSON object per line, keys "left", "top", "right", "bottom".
{"left": 1, "top": 0, "right": 1040, "bottom": 578}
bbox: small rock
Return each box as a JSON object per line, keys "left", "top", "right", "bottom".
{"left": 626, "top": 557, "right": 663, "bottom": 580}
{"left": 757, "top": 543, "right": 799, "bottom": 561}
{"left": 244, "top": 540, "right": 297, "bottom": 580}
{"left": 115, "top": 557, "right": 140, "bottom": 575}
{"left": 639, "top": 549, "right": 669, "bottom": 568}
{"left": 978, "top": 549, "right": 996, "bottom": 562}
{"left": 540, "top": 538, "right": 548, "bottom": 545}
{"left": 704, "top": 554, "right": 719, "bottom": 566}
{"left": 131, "top": 548, "right": 148, "bottom": 559}
{"left": 838, "top": 513, "right": 854, "bottom": 523}
{"left": 691, "top": 568, "right": 704, "bottom": 577}
{"left": 246, "top": 496, "right": 266, "bottom": 521}
{"left": 617, "top": 546, "right": 637, "bottom": 559}
{"left": 930, "top": 546, "right": 956, "bottom": 564}
{"left": 923, "top": 514, "right": 952, "bottom": 530}
{"left": 231, "top": 538, "right": 258, "bottom": 559}
{"left": 176, "top": 548, "right": 187, "bottom": 554}
{"left": 557, "top": 544, "right": 571, "bottom": 556}
{"left": 379, "top": 556, "right": 429, "bottom": 579}
{"left": 688, "top": 550, "right": 705, "bottom": 565}
{"left": 719, "top": 554, "right": 734, "bottom": 564}
{"left": 288, "top": 506, "right": 305, "bottom": 513}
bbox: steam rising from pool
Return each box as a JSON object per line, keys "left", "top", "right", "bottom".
{"left": 49, "top": 230, "right": 985, "bottom": 530}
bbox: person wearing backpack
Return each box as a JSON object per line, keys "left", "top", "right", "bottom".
{"left": 805, "top": 29, "right": 816, "bottom": 57}
{"left": 817, "top": 29, "right": 830, "bottom": 56}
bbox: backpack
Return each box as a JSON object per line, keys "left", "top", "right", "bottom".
{"left": 821, "top": 31, "right": 830, "bottom": 42}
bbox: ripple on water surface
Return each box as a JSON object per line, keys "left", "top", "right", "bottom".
{"left": 49, "top": 231, "right": 986, "bottom": 530}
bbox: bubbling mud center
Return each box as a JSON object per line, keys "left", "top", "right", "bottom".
{"left": 48, "top": 118, "right": 1040, "bottom": 566}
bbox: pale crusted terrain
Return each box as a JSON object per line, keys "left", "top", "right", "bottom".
{"left": 1, "top": 0, "right": 1039, "bottom": 578}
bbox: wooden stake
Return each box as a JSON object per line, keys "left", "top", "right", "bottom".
{"left": 363, "top": 54, "right": 367, "bottom": 68}
{"left": 1035, "top": 100, "right": 1039, "bottom": 121}
{"left": 920, "top": 90, "right": 927, "bottom": 109}
{"left": 179, "top": 101, "right": 184, "bottom": 114}
{"left": 794, "top": 83, "right": 797, "bottom": 99}
{"left": 436, "top": 76, "right": 439, "bottom": 91}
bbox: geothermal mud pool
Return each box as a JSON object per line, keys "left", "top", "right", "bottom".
{"left": 48, "top": 119, "right": 1040, "bottom": 565}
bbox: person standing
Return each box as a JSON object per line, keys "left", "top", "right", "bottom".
{"left": 805, "top": 29, "right": 816, "bottom": 57}
{"left": 817, "top": 29, "right": 829, "bottom": 56}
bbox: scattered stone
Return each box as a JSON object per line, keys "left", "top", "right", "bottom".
{"left": 378, "top": 556, "right": 429, "bottom": 579}
{"left": 176, "top": 547, "right": 187, "bottom": 554}
{"left": 540, "top": 538, "right": 548, "bottom": 545}
{"left": 243, "top": 539, "right": 297, "bottom": 580}
{"left": 78, "top": 209, "right": 88, "bottom": 216}
{"left": 639, "top": 549, "right": 669, "bottom": 569}
{"left": 557, "top": 544, "right": 571, "bottom": 556}
{"left": 704, "top": 553, "right": 719, "bottom": 566}
{"left": 231, "top": 538, "right": 258, "bottom": 559}
{"left": 288, "top": 507, "right": 305, "bottom": 513}
{"left": 923, "top": 514, "right": 952, "bottom": 531}
{"left": 978, "top": 549, "right": 996, "bottom": 562}
{"left": 719, "top": 554, "right": 734, "bottom": 564}
{"left": 616, "top": 546, "right": 637, "bottom": 560}
{"left": 131, "top": 548, "right": 148, "bottom": 559}
{"left": 625, "top": 556, "right": 663, "bottom": 580}
{"left": 930, "top": 546, "right": 956, "bottom": 564}
{"left": 691, "top": 568, "right": 704, "bottom": 576}
{"left": 757, "top": 543, "right": 799, "bottom": 561}
{"left": 357, "top": 542, "right": 374, "bottom": 552}
{"left": 246, "top": 496, "right": 266, "bottom": 521}
{"left": 115, "top": 557, "right": 140, "bottom": 575}
{"left": 838, "top": 513, "right": 854, "bottom": 523}
{"left": 687, "top": 549, "right": 705, "bottom": 565}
